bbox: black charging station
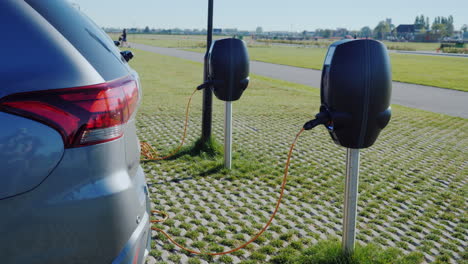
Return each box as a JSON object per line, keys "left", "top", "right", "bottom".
{"left": 306, "top": 38, "right": 392, "bottom": 253}
{"left": 203, "top": 38, "right": 250, "bottom": 169}
{"left": 208, "top": 38, "right": 250, "bottom": 102}
{"left": 319, "top": 39, "right": 392, "bottom": 149}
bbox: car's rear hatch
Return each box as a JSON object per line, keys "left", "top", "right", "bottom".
{"left": 0, "top": 0, "right": 141, "bottom": 199}
{"left": 0, "top": 0, "right": 148, "bottom": 263}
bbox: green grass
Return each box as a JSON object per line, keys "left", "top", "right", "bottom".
{"left": 255, "top": 38, "right": 334, "bottom": 48}
{"left": 390, "top": 53, "right": 468, "bottom": 90}
{"left": 255, "top": 39, "right": 440, "bottom": 52}
{"left": 165, "top": 136, "right": 223, "bottom": 160}
{"left": 109, "top": 33, "right": 231, "bottom": 48}
{"left": 130, "top": 49, "right": 467, "bottom": 263}
{"left": 382, "top": 41, "right": 441, "bottom": 51}
{"left": 271, "top": 239, "right": 424, "bottom": 264}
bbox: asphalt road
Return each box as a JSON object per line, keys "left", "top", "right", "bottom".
{"left": 131, "top": 43, "right": 468, "bottom": 118}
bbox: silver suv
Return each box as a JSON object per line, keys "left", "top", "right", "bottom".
{"left": 0, "top": 0, "right": 150, "bottom": 263}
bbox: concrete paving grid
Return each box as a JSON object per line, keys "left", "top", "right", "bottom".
{"left": 134, "top": 43, "right": 467, "bottom": 263}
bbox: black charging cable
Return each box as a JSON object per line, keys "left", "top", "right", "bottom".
{"left": 197, "top": 81, "right": 213, "bottom": 90}
{"left": 303, "top": 111, "right": 330, "bottom": 130}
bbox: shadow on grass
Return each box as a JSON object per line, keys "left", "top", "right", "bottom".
{"left": 198, "top": 163, "right": 226, "bottom": 176}
{"left": 141, "top": 136, "right": 222, "bottom": 164}
{"left": 166, "top": 137, "right": 223, "bottom": 160}
{"left": 150, "top": 137, "right": 227, "bottom": 181}
{"left": 145, "top": 137, "right": 266, "bottom": 181}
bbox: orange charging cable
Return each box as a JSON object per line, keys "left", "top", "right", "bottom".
{"left": 140, "top": 89, "right": 198, "bottom": 161}
{"left": 150, "top": 128, "right": 305, "bottom": 255}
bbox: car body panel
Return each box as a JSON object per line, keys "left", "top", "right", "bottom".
{"left": 0, "top": 112, "right": 64, "bottom": 199}
{"left": 0, "top": 137, "right": 149, "bottom": 264}
{"left": 0, "top": 0, "right": 150, "bottom": 263}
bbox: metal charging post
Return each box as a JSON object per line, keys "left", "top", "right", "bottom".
{"left": 342, "top": 148, "right": 360, "bottom": 253}
{"left": 312, "top": 39, "right": 391, "bottom": 255}
{"left": 224, "top": 102, "right": 232, "bottom": 169}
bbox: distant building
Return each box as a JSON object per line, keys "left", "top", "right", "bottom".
{"left": 395, "top": 24, "right": 415, "bottom": 34}
{"left": 392, "top": 24, "right": 416, "bottom": 41}
{"left": 213, "top": 28, "right": 222, "bottom": 34}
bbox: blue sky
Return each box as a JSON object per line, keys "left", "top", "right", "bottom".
{"left": 72, "top": 0, "right": 467, "bottom": 31}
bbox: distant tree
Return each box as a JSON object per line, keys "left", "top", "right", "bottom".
{"left": 432, "top": 15, "right": 454, "bottom": 37}
{"left": 143, "top": 26, "right": 150, "bottom": 33}
{"left": 462, "top": 24, "right": 468, "bottom": 33}
{"left": 374, "top": 21, "right": 390, "bottom": 39}
{"left": 360, "top": 26, "right": 372, "bottom": 38}
{"left": 414, "top": 15, "right": 429, "bottom": 30}
{"left": 224, "top": 28, "right": 238, "bottom": 34}
{"left": 447, "top": 15, "right": 454, "bottom": 36}
{"left": 314, "top": 29, "right": 323, "bottom": 37}
{"left": 173, "top": 28, "right": 183, "bottom": 34}
{"left": 462, "top": 24, "right": 468, "bottom": 39}
{"left": 322, "top": 29, "right": 332, "bottom": 38}
{"left": 256, "top": 26, "right": 263, "bottom": 34}
{"left": 415, "top": 16, "right": 421, "bottom": 29}
{"left": 335, "top": 28, "right": 348, "bottom": 37}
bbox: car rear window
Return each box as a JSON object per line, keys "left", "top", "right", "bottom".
{"left": 25, "top": 0, "right": 129, "bottom": 81}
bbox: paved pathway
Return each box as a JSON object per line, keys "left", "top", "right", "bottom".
{"left": 131, "top": 43, "right": 468, "bottom": 118}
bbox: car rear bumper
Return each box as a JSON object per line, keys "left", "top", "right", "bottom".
{"left": 112, "top": 210, "right": 150, "bottom": 264}
{"left": 112, "top": 167, "right": 151, "bottom": 264}
{"left": 0, "top": 138, "right": 151, "bottom": 264}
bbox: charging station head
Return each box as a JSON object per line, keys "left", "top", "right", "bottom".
{"left": 320, "top": 39, "right": 392, "bottom": 149}
{"left": 208, "top": 38, "right": 249, "bottom": 101}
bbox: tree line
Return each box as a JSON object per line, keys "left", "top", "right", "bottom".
{"left": 314, "top": 15, "right": 466, "bottom": 40}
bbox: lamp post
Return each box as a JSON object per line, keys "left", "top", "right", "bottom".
{"left": 201, "top": 0, "right": 214, "bottom": 142}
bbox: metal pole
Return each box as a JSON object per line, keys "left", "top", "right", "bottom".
{"left": 342, "top": 148, "right": 360, "bottom": 253}
{"left": 224, "top": 101, "right": 232, "bottom": 169}
{"left": 201, "top": 0, "right": 214, "bottom": 142}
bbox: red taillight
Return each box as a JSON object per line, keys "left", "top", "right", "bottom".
{"left": 0, "top": 75, "right": 139, "bottom": 148}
